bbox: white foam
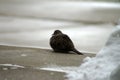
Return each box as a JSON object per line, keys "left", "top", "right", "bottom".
{"left": 66, "top": 25, "right": 120, "bottom": 80}
{"left": 0, "top": 64, "right": 25, "bottom": 69}
{"left": 38, "top": 65, "right": 79, "bottom": 73}
{"left": 110, "top": 65, "right": 120, "bottom": 80}
{"left": 39, "top": 24, "right": 120, "bottom": 80}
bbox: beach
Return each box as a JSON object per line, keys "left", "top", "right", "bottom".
{"left": 0, "top": 1, "right": 120, "bottom": 80}
{"left": 0, "top": 45, "right": 95, "bottom": 80}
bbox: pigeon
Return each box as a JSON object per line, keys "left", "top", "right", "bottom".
{"left": 50, "top": 30, "right": 83, "bottom": 55}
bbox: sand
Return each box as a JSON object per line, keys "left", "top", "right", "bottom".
{"left": 0, "top": 45, "right": 95, "bottom": 80}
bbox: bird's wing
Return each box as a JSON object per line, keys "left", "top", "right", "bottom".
{"left": 62, "top": 34, "right": 74, "bottom": 49}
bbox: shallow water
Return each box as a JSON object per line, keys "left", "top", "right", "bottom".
{"left": 0, "top": 1, "right": 119, "bottom": 53}
{"left": 0, "top": 16, "right": 114, "bottom": 53}
{"left": 0, "top": 1, "right": 120, "bottom": 80}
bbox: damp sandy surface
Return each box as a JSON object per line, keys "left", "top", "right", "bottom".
{"left": 0, "top": 45, "right": 95, "bottom": 80}
{"left": 0, "top": 65, "right": 65, "bottom": 80}
{"left": 0, "top": 1, "right": 119, "bottom": 80}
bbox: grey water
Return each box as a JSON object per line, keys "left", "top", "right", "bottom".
{"left": 0, "top": 1, "right": 120, "bottom": 53}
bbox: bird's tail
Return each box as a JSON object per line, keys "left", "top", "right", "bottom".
{"left": 72, "top": 48, "right": 83, "bottom": 55}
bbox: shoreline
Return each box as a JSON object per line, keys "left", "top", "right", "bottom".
{"left": 0, "top": 44, "right": 95, "bottom": 54}
{"left": 0, "top": 44, "right": 95, "bottom": 80}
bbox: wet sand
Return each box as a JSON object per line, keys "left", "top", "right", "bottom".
{"left": 0, "top": 1, "right": 119, "bottom": 80}
{"left": 0, "top": 45, "right": 95, "bottom": 67}
{"left": 0, "top": 67, "right": 65, "bottom": 80}
{"left": 0, "top": 45, "right": 95, "bottom": 80}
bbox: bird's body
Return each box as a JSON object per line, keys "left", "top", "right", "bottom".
{"left": 50, "top": 30, "right": 83, "bottom": 55}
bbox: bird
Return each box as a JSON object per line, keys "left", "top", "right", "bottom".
{"left": 50, "top": 30, "right": 83, "bottom": 55}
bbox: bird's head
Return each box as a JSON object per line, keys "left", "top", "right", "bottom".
{"left": 52, "top": 30, "right": 62, "bottom": 35}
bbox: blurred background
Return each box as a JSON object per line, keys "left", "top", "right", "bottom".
{"left": 0, "top": 0, "right": 120, "bottom": 54}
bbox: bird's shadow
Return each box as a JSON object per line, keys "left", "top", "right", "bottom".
{"left": 50, "top": 50, "right": 77, "bottom": 55}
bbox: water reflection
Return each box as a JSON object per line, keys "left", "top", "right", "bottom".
{"left": 0, "top": 16, "right": 114, "bottom": 53}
